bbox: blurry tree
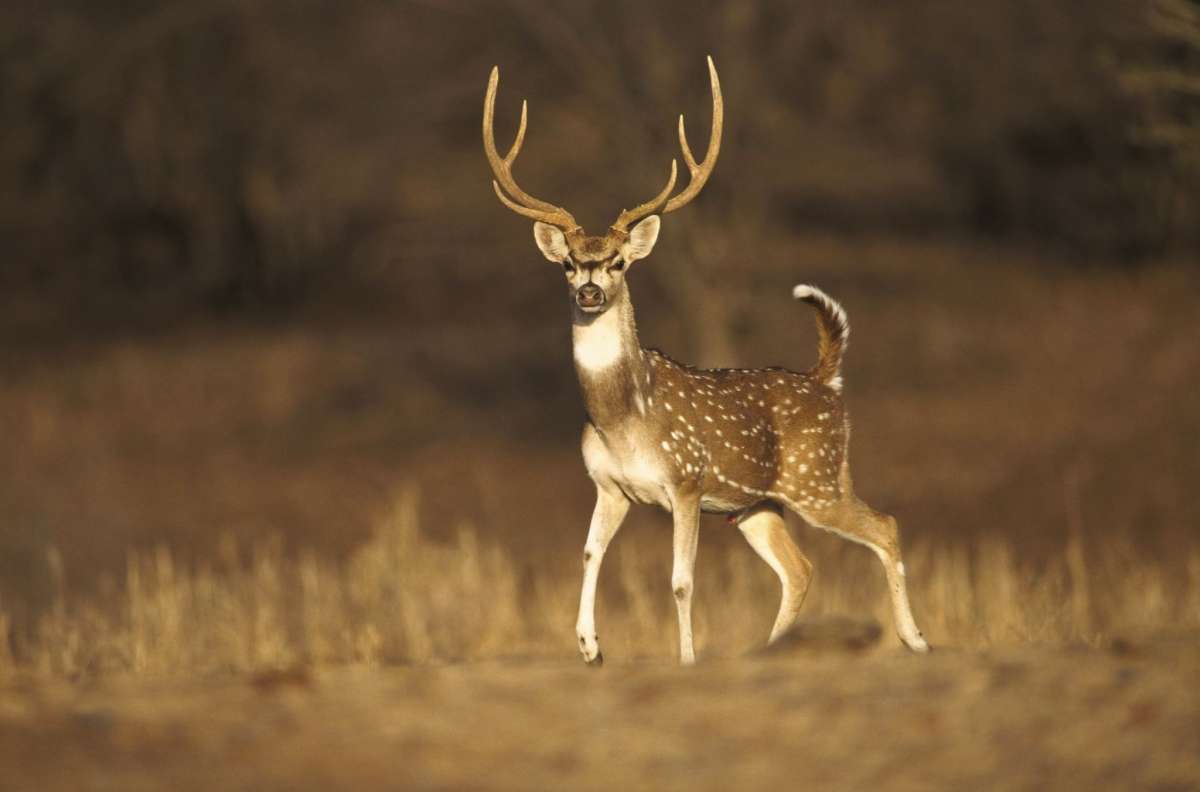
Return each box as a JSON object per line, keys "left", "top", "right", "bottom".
{"left": 0, "top": 0, "right": 1196, "bottom": 324}
{"left": 1, "top": 1, "right": 399, "bottom": 310}
{"left": 1114, "top": 0, "right": 1200, "bottom": 251}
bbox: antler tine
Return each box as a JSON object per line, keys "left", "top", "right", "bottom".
{"left": 610, "top": 160, "right": 678, "bottom": 234}
{"left": 504, "top": 100, "right": 527, "bottom": 166}
{"left": 663, "top": 55, "right": 723, "bottom": 214}
{"left": 492, "top": 180, "right": 565, "bottom": 222}
{"left": 483, "top": 66, "right": 579, "bottom": 230}
{"left": 677, "top": 114, "right": 699, "bottom": 172}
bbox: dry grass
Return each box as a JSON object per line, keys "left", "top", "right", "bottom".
{"left": 1, "top": 249, "right": 1196, "bottom": 699}
{"left": 6, "top": 483, "right": 1197, "bottom": 680}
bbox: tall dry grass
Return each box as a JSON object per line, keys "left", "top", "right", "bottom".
{"left": 3, "top": 484, "right": 1197, "bottom": 680}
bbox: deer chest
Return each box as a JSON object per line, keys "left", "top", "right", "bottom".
{"left": 581, "top": 425, "right": 673, "bottom": 510}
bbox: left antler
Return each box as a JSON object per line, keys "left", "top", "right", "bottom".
{"left": 609, "top": 56, "right": 724, "bottom": 234}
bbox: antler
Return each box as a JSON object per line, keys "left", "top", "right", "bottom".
{"left": 483, "top": 67, "right": 580, "bottom": 232}
{"left": 610, "top": 161, "right": 678, "bottom": 234}
{"left": 610, "top": 56, "right": 724, "bottom": 234}
{"left": 664, "top": 56, "right": 723, "bottom": 213}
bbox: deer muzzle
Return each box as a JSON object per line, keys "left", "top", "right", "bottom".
{"left": 576, "top": 284, "right": 606, "bottom": 310}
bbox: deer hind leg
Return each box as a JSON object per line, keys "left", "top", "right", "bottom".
{"left": 736, "top": 504, "right": 813, "bottom": 643}
{"left": 802, "top": 497, "right": 930, "bottom": 653}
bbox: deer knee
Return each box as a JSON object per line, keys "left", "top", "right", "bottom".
{"left": 883, "top": 513, "right": 901, "bottom": 540}
{"left": 671, "top": 575, "right": 693, "bottom": 601}
{"left": 862, "top": 510, "right": 901, "bottom": 556}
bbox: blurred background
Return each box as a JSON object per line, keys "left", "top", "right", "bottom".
{"left": 1, "top": 0, "right": 1198, "bottom": 668}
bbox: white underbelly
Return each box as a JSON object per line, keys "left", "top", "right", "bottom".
{"left": 700, "top": 493, "right": 746, "bottom": 513}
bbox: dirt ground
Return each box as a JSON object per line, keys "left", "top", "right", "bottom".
{"left": 1, "top": 636, "right": 1196, "bottom": 791}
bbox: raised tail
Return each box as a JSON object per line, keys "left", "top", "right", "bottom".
{"left": 792, "top": 284, "right": 850, "bottom": 392}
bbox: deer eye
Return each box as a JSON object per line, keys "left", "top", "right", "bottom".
{"left": 562, "top": 259, "right": 576, "bottom": 274}
{"left": 610, "top": 258, "right": 626, "bottom": 272}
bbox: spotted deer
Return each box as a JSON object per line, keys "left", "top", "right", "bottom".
{"left": 483, "top": 57, "right": 929, "bottom": 665}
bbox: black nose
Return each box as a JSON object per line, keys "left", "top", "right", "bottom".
{"left": 577, "top": 284, "right": 605, "bottom": 307}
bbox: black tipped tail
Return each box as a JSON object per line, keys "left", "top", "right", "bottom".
{"left": 792, "top": 284, "right": 850, "bottom": 392}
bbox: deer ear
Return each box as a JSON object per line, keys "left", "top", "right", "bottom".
{"left": 533, "top": 222, "right": 570, "bottom": 262}
{"left": 621, "top": 215, "right": 660, "bottom": 264}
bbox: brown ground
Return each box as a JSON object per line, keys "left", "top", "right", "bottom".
{"left": 2, "top": 638, "right": 1197, "bottom": 791}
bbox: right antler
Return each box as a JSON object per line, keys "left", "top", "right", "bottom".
{"left": 483, "top": 67, "right": 580, "bottom": 232}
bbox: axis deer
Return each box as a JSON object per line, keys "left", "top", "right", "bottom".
{"left": 483, "top": 56, "right": 929, "bottom": 665}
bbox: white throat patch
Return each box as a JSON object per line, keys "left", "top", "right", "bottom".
{"left": 573, "top": 309, "right": 624, "bottom": 371}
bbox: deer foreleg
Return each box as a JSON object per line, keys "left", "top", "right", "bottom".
{"left": 576, "top": 485, "right": 630, "bottom": 665}
{"left": 670, "top": 495, "right": 702, "bottom": 665}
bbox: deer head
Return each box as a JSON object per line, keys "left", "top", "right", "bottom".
{"left": 483, "top": 57, "right": 723, "bottom": 314}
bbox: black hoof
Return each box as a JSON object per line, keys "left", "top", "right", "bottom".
{"left": 585, "top": 650, "right": 604, "bottom": 667}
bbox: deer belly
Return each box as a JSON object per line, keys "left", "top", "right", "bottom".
{"left": 700, "top": 492, "right": 749, "bottom": 513}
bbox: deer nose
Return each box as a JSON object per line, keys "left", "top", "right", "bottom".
{"left": 577, "top": 284, "right": 605, "bottom": 307}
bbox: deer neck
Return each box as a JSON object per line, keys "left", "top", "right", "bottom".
{"left": 572, "top": 288, "right": 649, "bottom": 431}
